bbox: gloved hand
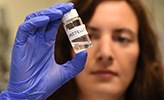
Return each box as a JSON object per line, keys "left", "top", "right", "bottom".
{"left": 0, "top": 3, "right": 87, "bottom": 100}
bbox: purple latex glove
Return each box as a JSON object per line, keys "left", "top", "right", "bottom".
{"left": 0, "top": 3, "right": 87, "bottom": 100}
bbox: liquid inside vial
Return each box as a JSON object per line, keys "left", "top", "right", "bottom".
{"left": 65, "top": 18, "right": 92, "bottom": 53}
{"left": 71, "top": 34, "right": 92, "bottom": 53}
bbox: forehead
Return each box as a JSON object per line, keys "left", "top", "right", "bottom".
{"left": 88, "top": 1, "right": 138, "bottom": 32}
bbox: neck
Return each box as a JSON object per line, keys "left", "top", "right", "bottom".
{"left": 76, "top": 92, "right": 124, "bottom": 100}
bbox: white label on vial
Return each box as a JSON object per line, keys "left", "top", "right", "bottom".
{"left": 66, "top": 24, "right": 88, "bottom": 41}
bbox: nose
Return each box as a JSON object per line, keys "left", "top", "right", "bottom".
{"left": 96, "top": 33, "right": 114, "bottom": 67}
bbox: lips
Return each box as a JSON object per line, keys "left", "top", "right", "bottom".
{"left": 90, "top": 70, "right": 117, "bottom": 79}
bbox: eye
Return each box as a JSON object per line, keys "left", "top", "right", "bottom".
{"left": 115, "top": 36, "right": 131, "bottom": 44}
{"left": 113, "top": 28, "right": 133, "bottom": 45}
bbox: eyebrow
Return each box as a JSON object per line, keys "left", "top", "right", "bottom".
{"left": 113, "top": 28, "right": 137, "bottom": 38}
{"left": 86, "top": 25, "right": 100, "bottom": 32}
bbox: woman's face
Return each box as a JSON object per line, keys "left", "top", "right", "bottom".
{"left": 75, "top": 1, "right": 139, "bottom": 99}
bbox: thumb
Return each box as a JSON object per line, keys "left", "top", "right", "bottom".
{"left": 45, "top": 51, "right": 87, "bottom": 97}
{"left": 63, "top": 50, "right": 88, "bottom": 79}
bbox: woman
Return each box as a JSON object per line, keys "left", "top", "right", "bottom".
{"left": 48, "top": 0, "right": 164, "bottom": 100}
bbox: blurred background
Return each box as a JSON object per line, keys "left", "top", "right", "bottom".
{"left": 0, "top": 0, "right": 163, "bottom": 90}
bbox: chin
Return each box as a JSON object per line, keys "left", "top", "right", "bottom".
{"left": 93, "top": 84, "right": 123, "bottom": 96}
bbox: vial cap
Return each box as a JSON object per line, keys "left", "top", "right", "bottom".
{"left": 62, "top": 9, "right": 79, "bottom": 23}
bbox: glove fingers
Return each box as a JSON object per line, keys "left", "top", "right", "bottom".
{"left": 25, "top": 3, "right": 73, "bottom": 21}
{"left": 16, "top": 16, "right": 50, "bottom": 45}
{"left": 25, "top": 9, "right": 63, "bottom": 21}
{"left": 45, "top": 19, "right": 61, "bottom": 42}
{"left": 50, "top": 2, "right": 74, "bottom": 14}
{"left": 36, "top": 26, "right": 47, "bottom": 38}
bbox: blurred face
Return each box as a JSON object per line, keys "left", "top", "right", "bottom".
{"left": 75, "top": 1, "right": 139, "bottom": 100}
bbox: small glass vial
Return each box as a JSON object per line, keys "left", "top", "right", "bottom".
{"left": 62, "top": 9, "right": 92, "bottom": 53}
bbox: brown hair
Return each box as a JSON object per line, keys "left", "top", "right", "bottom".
{"left": 47, "top": 0, "right": 164, "bottom": 100}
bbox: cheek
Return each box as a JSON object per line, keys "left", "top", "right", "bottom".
{"left": 116, "top": 44, "right": 139, "bottom": 86}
